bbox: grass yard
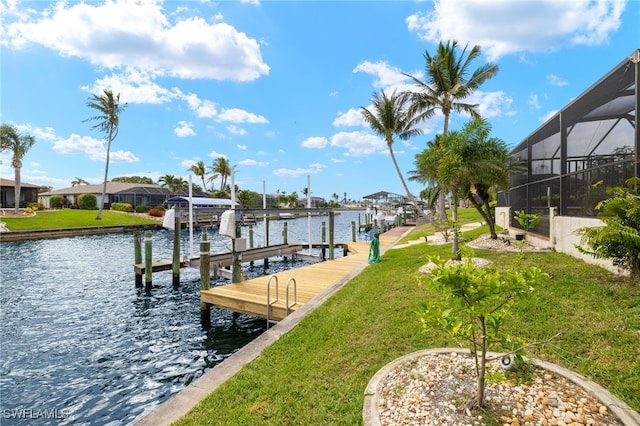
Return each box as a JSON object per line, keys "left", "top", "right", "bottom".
{"left": 175, "top": 225, "right": 639, "bottom": 425}
{"left": 0, "top": 209, "right": 159, "bottom": 230}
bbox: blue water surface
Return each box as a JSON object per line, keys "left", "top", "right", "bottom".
{"left": 0, "top": 211, "right": 367, "bottom": 425}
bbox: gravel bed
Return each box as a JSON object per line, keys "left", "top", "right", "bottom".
{"left": 376, "top": 352, "right": 623, "bottom": 426}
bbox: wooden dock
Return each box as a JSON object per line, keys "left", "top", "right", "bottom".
{"left": 200, "top": 228, "right": 407, "bottom": 322}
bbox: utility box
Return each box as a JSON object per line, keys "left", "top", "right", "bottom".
{"left": 235, "top": 238, "right": 247, "bottom": 252}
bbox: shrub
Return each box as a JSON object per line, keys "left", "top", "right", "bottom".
{"left": 135, "top": 205, "right": 152, "bottom": 213}
{"left": 577, "top": 177, "right": 640, "bottom": 279}
{"left": 111, "top": 202, "right": 133, "bottom": 212}
{"left": 27, "top": 202, "right": 45, "bottom": 211}
{"left": 50, "top": 195, "right": 62, "bottom": 209}
{"left": 77, "top": 193, "right": 97, "bottom": 210}
{"left": 148, "top": 208, "right": 165, "bottom": 217}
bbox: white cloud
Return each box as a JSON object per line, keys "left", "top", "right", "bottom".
{"left": 546, "top": 73, "right": 568, "bottom": 87}
{"left": 540, "top": 110, "right": 559, "bottom": 123}
{"left": 470, "top": 90, "right": 514, "bottom": 118}
{"left": 238, "top": 158, "right": 268, "bottom": 166}
{"left": 301, "top": 136, "right": 328, "bottom": 149}
{"left": 52, "top": 133, "right": 139, "bottom": 162}
{"left": 329, "top": 131, "right": 386, "bottom": 157}
{"left": 181, "top": 92, "right": 218, "bottom": 118}
{"left": 528, "top": 94, "right": 541, "bottom": 109}
{"left": 353, "top": 60, "right": 409, "bottom": 89}
{"left": 174, "top": 121, "right": 196, "bottom": 137}
{"left": 333, "top": 108, "right": 364, "bottom": 127}
{"left": 406, "top": 0, "right": 625, "bottom": 60}
{"left": 2, "top": 0, "right": 270, "bottom": 81}
{"left": 82, "top": 69, "right": 177, "bottom": 104}
{"left": 272, "top": 163, "right": 326, "bottom": 178}
{"left": 217, "top": 108, "right": 268, "bottom": 124}
{"left": 208, "top": 150, "right": 227, "bottom": 159}
{"left": 331, "top": 158, "right": 346, "bottom": 163}
{"left": 227, "top": 125, "right": 248, "bottom": 136}
{"left": 237, "top": 144, "right": 247, "bottom": 150}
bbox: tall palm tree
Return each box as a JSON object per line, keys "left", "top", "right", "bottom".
{"left": 188, "top": 160, "right": 208, "bottom": 192}
{"left": 71, "top": 177, "right": 89, "bottom": 186}
{"left": 83, "top": 89, "right": 127, "bottom": 220}
{"left": 0, "top": 124, "right": 35, "bottom": 213}
{"left": 209, "top": 157, "right": 231, "bottom": 192}
{"left": 404, "top": 40, "right": 499, "bottom": 218}
{"left": 360, "top": 89, "right": 425, "bottom": 217}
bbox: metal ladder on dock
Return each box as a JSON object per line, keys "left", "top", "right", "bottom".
{"left": 265, "top": 275, "right": 297, "bottom": 328}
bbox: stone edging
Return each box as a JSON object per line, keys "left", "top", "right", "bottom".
{"left": 363, "top": 348, "right": 640, "bottom": 426}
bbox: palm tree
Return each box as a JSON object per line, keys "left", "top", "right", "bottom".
{"left": 208, "top": 157, "right": 231, "bottom": 192}
{"left": 360, "top": 89, "right": 425, "bottom": 217}
{"left": 71, "top": 177, "right": 89, "bottom": 186}
{"left": 0, "top": 124, "right": 35, "bottom": 213}
{"left": 404, "top": 40, "right": 499, "bottom": 218}
{"left": 83, "top": 89, "right": 127, "bottom": 220}
{"left": 188, "top": 160, "right": 208, "bottom": 192}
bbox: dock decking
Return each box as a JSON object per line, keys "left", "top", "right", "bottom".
{"left": 200, "top": 227, "right": 408, "bottom": 321}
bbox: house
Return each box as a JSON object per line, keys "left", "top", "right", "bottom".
{"left": 497, "top": 49, "right": 638, "bottom": 273}
{"left": 39, "top": 182, "right": 208, "bottom": 209}
{"left": 0, "top": 178, "right": 47, "bottom": 209}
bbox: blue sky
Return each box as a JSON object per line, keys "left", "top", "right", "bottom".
{"left": 1, "top": 0, "right": 637, "bottom": 202}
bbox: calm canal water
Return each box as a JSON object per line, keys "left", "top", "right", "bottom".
{"left": 0, "top": 211, "right": 368, "bottom": 425}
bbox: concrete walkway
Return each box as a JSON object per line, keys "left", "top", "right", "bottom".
{"left": 135, "top": 226, "right": 413, "bottom": 425}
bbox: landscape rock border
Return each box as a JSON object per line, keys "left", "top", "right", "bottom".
{"left": 363, "top": 348, "right": 640, "bottom": 426}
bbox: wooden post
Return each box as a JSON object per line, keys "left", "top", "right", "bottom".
{"left": 134, "top": 231, "right": 142, "bottom": 287}
{"left": 358, "top": 214, "right": 361, "bottom": 231}
{"left": 232, "top": 221, "right": 242, "bottom": 283}
{"left": 264, "top": 216, "right": 270, "bottom": 268}
{"left": 351, "top": 221, "right": 356, "bottom": 242}
{"left": 283, "top": 222, "right": 288, "bottom": 245}
{"left": 249, "top": 224, "right": 254, "bottom": 248}
{"left": 144, "top": 231, "right": 152, "bottom": 291}
{"left": 329, "top": 211, "right": 335, "bottom": 260}
{"left": 172, "top": 215, "right": 181, "bottom": 287}
{"left": 199, "top": 229, "right": 211, "bottom": 327}
{"left": 321, "top": 221, "right": 326, "bottom": 243}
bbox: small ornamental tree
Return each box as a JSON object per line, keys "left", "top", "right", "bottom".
{"left": 417, "top": 255, "right": 547, "bottom": 410}
{"left": 576, "top": 177, "right": 640, "bottom": 279}
{"left": 514, "top": 210, "right": 542, "bottom": 240}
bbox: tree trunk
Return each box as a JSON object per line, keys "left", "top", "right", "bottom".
{"left": 13, "top": 161, "right": 21, "bottom": 214}
{"left": 476, "top": 317, "right": 488, "bottom": 409}
{"left": 388, "top": 142, "right": 427, "bottom": 218}
{"left": 467, "top": 193, "right": 497, "bottom": 238}
{"left": 96, "top": 129, "right": 114, "bottom": 220}
{"left": 451, "top": 192, "right": 460, "bottom": 260}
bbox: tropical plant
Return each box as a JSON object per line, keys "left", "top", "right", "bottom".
{"left": 83, "top": 89, "right": 127, "bottom": 220}
{"left": 71, "top": 177, "right": 89, "bottom": 187}
{"left": 0, "top": 124, "right": 36, "bottom": 213}
{"left": 188, "top": 160, "right": 208, "bottom": 192}
{"left": 208, "top": 157, "right": 231, "bottom": 192}
{"left": 576, "top": 177, "right": 640, "bottom": 279}
{"left": 404, "top": 40, "right": 499, "bottom": 219}
{"left": 514, "top": 210, "right": 542, "bottom": 240}
{"left": 418, "top": 254, "right": 546, "bottom": 410}
{"left": 360, "top": 90, "right": 425, "bottom": 217}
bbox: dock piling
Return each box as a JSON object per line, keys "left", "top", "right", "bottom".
{"left": 351, "top": 221, "right": 356, "bottom": 242}
{"left": 172, "top": 216, "right": 181, "bottom": 287}
{"left": 144, "top": 231, "right": 152, "bottom": 291}
{"left": 134, "top": 231, "right": 142, "bottom": 287}
{"left": 199, "top": 229, "right": 211, "bottom": 327}
{"left": 329, "top": 212, "right": 335, "bottom": 260}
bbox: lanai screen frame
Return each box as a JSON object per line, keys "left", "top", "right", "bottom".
{"left": 500, "top": 49, "right": 639, "bottom": 235}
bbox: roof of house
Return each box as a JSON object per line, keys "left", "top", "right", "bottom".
{"left": 40, "top": 182, "right": 207, "bottom": 197}
{"left": 0, "top": 178, "right": 48, "bottom": 189}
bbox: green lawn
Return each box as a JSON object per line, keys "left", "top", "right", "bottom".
{"left": 0, "top": 209, "right": 159, "bottom": 230}
{"left": 175, "top": 225, "right": 639, "bottom": 425}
